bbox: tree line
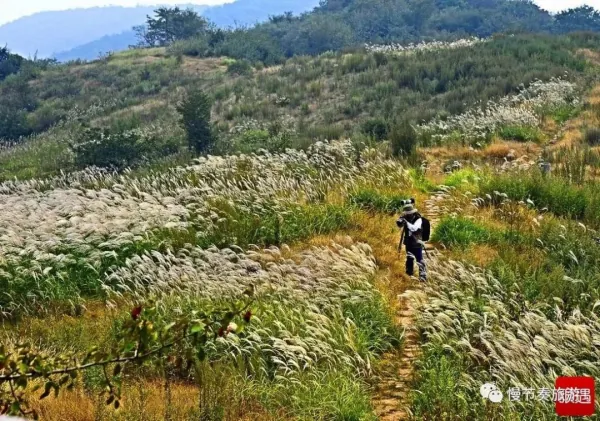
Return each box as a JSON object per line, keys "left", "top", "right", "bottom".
{"left": 133, "top": 1, "right": 600, "bottom": 65}
{"left": 0, "top": 47, "right": 57, "bottom": 140}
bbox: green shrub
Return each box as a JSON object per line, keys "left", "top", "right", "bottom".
{"left": 432, "top": 216, "right": 498, "bottom": 248}
{"left": 390, "top": 120, "right": 418, "bottom": 160}
{"left": 69, "top": 127, "right": 166, "bottom": 170}
{"left": 301, "top": 124, "right": 344, "bottom": 142}
{"left": 542, "top": 103, "right": 581, "bottom": 124}
{"left": 443, "top": 168, "right": 482, "bottom": 189}
{"left": 408, "top": 168, "right": 437, "bottom": 193}
{"left": 372, "top": 52, "right": 388, "bottom": 67}
{"left": 235, "top": 129, "right": 270, "bottom": 151}
{"left": 481, "top": 173, "right": 593, "bottom": 221}
{"left": 234, "top": 126, "right": 294, "bottom": 154}
{"left": 342, "top": 96, "right": 363, "bottom": 118}
{"left": 485, "top": 215, "right": 600, "bottom": 310}
{"left": 550, "top": 146, "right": 600, "bottom": 185}
{"left": 343, "top": 296, "right": 402, "bottom": 359}
{"left": 167, "top": 37, "right": 210, "bottom": 57}
{"left": 342, "top": 54, "right": 369, "bottom": 74}
{"left": 362, "top": 118, "right": 389, "bottom": 141}
{"left": 498, "top": 125, "right": 543, "bottom": 142}
{"left": 192, "top": 202, "right": 354, "bottom": 249}
{"left": 300, "top": 103, "right": 310, "bottom": 115}
{"left": 412, "top": 346, "right": 472, "bottom": 420}
{"left": 227, "top": 59, "right": 253, "bottom": 76}
{"left": 26, "top": 102, "right": 66, "bottom": 133}
{"left": 252, "top": 370, "right": 377, "bottom": 421}
{"left": 0, "top": 105, "right": 30, "bottom": 140}
{"left": 349, "top": 189, "right": 407, "bottom": 214}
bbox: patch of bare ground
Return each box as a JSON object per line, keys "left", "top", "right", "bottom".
{"left": 259, "top": 65, "right": 283, "bottom": 74}
{"left": 549, "top": 82, "right": 600, "bottom": 150}
{"left": 182, "top": 57, "right": 227, "bottom": 75}
{"left": 420, "top": 140, "right": 539, "bottom": 168}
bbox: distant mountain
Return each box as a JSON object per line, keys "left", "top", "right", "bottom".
{"left": 2, "top": 0, "right": 320, "bottom": 62}
{"left": 0, "top": 4, "right": 207, "bottom": 59}
{"left": 54, "top": 31, "right": 139, "bottom": 62}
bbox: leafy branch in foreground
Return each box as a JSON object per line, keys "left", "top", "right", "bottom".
{"left": 0, "top": 291, "right": 254, "bottom": 419}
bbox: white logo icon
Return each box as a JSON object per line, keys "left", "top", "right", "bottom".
{"left": 480, "top": 383, "right": 504, "bottom": 403}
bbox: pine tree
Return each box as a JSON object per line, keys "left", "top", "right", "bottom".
{"left": 177, "top": 90, "right": 215, "bottom": 153}
{"left": 390, "top": 119, "right": 418, "bottom": 159}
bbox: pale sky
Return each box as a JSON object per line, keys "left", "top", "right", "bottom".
{"left": 1, "top": 0, "right": 600, "bottom": 26}
{"left": 0, "top": 1, "right": 231, "bottom": 25}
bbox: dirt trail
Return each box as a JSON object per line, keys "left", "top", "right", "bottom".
{"left": 370, "top": 190, "right": 445, "bottom": 420}
{"left": 301, "top": 189, "right": 447, "bottom": 420}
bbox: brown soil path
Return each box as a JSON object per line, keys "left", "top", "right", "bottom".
{"left": 369, "top": 190, "right": 445, "bottom": 420}
{"left": 300, "top": 189, "right": 447, "bottom": 420}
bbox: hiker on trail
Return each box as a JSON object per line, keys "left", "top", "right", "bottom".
{"left": 397, "top": 200, "right": 428, "bottom": 282}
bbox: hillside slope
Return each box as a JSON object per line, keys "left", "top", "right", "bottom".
{"left": 150, "top": 0, "right": 600, "bottom": 67}
{"left": 1, "top": 8, "right": 600, "bottom": 421}
{"left": 0, "top": 45, "right": 599, "bottom": 421}
{"left": 0, "top": 33, "right": 597, "bottom": 181}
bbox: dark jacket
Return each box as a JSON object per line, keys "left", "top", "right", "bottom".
{"left": 398, "top": 213, "right": 423, "bottom": 249}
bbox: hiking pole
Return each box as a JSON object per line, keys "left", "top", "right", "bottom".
{"left": 398, "top": 227, "right": 405, "bottom": 253}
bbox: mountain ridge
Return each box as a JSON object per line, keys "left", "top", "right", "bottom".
{"left": 1, "top": 0, "right": 321, "bottom": 60}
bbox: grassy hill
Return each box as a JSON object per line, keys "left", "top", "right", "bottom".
{"left": 0, "top": 32, "right": 598, "bottom": 181}
{"left": 3, "top": 4, "right": 600, "bottom": 420}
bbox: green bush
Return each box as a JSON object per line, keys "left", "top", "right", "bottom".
{"left": 362, "top": 118, "right": 389, "bottom": 141}
{"left": 0, "top": 105, "right": 30, "bottom": 140}
{"left": 343, "top": 296, "right": 402, "bottom": 359}
{"left": 549, "top": 145, "right": 600, "bottom": 185}
{"left": 69, "top": 127, "right": 168, "bottom": 170}
{"left": 349, "top": 189, "right": 407, "bottom": 214}
{"left": 412, "top": 346, "right": 472, "bottom": 420}
{"left": 190, "top": 201, "right": 354, "bottom": 250}
{"left": 167, "top": 37, "right": 210, "bottom": 57}
{"left": 252, "top": 370, "right": 377, "bottom": 421}
{"left": 390, "top": 120, "right": 418, "bottom": 159}
{"left": 481, "top": 173, "right": 595, "bottom": 221}
{"left": 26, "top": 102, "right": 66, "bottom": 133}
{"left": 234, "top": 126, "right": 294, "bottom": 154}
{"left": 542, "top": 103, "right": 581, "bottom": 124}
{"left": 301, "top": 124, "right": 345, "bottom": 142}
{"left": 235, "top": 129, "right": 270, "bottom": 151}
{"left": 443, "top": 168, "right": 483, "bottom": 189}
{"left": 432, "top": 216, "right": 499, "bottom": 248}
{"left": 498, "top": 125, "right": 543, "bottom": 142}
{"left": 227, "top": 59, "right": 253, "bottom": 76}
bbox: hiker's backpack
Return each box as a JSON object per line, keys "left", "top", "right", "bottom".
{"left": 421, "top": 217, "right": 431, "bottom": 242}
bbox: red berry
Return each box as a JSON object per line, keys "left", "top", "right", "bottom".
{"left": 131, "top": 306, "right": 142, "bottom": 320}
{"left": 243, "top": 310, "right": 252, "bottom": 323}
